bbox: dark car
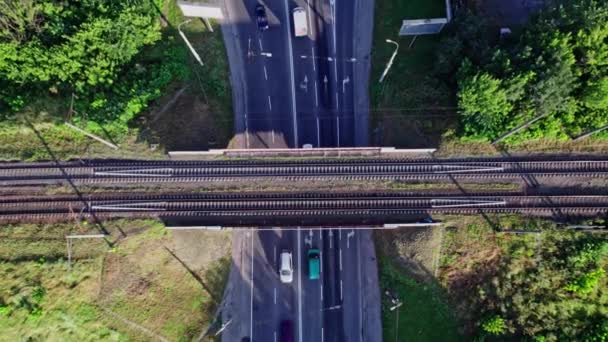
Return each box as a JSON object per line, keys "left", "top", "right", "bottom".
{"left": 255, "top": 4, "right": 269, "bottom": 31}
{"left": 280, "top": 320, "right": 293, "bottom": 342}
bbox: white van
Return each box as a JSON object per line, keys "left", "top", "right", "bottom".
{"left": 292, "top": 7, "right": 308, "bottom": 37}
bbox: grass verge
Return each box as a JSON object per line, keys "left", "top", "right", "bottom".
{"left": 370, "top": 0, "right": 454, "bottom": 147}
{"left": 0, "top": 219, "right": 231, "bottom": 341}
{"left": 375, "top": 231, "right": 461, "bottom": 341}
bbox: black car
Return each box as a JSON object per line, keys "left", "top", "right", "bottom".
{"left": 280, "top": 320, "right": 293, "bottom": 342}
{"left": 255, "top": 4, "right": 269, "bottom": 31}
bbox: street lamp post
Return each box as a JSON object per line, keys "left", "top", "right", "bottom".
{"left": 379, "top": 39, "right": 399, "bottom": 83}
{"left": 178, "top": 19, "right": 204, "bottom": 66}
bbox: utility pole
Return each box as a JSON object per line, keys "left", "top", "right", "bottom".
{"left": 379, "top": 39, "right": 399, "bottom": 83}
{"left": 178, "top": 20, "right": 204, "bottom": 66}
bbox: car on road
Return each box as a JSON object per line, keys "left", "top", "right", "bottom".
{"left": 279, "top": 251, "right": 293, "bottom": 283}
{"left": 280, "top": 320, "right": 293, "bottom": 342}
{"left": 308, "top": 248, "right": 320, "bottom": 280}
{"left": 255, "top": 3, "right": 269, "bottom": 31}
{"left": 292, "top": 7, "right": 308, "bottom": 37}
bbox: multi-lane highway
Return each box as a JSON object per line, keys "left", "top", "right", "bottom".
{"left": 222, "top": 0, "right": 364, "bottom": 149}
{"left": 222, "top": 228, "right": 381, "bottom": 342}
{"left": 219, "top": 0, "right": 376, "bottom": 340}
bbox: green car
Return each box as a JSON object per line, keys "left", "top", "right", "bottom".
{"left": 308, "top": 248, "right": 320, "bottom": 280}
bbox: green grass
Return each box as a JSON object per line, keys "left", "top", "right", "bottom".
{"left": 377, "top": 245, "right": 462, "bottom": 341}
{"left": 370, "top": 0, "right": 455, "bottom": 147}
{"left": 0, "top": 219, "right": 231, "bottom": 341}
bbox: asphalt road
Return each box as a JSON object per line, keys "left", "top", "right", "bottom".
{"left": 219, "top": 0, "right": 379, "bottom": 340}
{"left": 222, "top": 228, "right": 380, "bottom": 342}
{"left": 222, "top": 0, "right": 361, "bottom": 148}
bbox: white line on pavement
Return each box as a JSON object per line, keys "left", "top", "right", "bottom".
{"left": 320, "top": 250, "right": 323, "bottom": 274}
{"left": 274, "top": 331, "right": 277, "bottom": 342}
{"left": 268, "top": 96, "right": 272, "bottom": 111}
{"left": 339, "top": 230, "right": 342, "bottom": 241}
{"left": 340, "top": 279, "right": 343, "bottom": 301}
{"left": 250, "top": 232, "right": 254, "bottom": 340}
{"left": 311, "top": 46, "right": 316, "bottom": 71}
{"left": 321, "top": 283, "right": 323, "bottom": 301}
{"left": 336, "top": 115, "right": 340, "bottom": 147}
{"left": 339, "top": 248, "right": 343, "bottom": 271}
{"left": 274, "top": 287, "right": 277, "bottom": 304}
{"left": 335, "top": 92, "right": 339, "bottom": 110}
{"left": 322, "top": 328, "right": 324, "bottom": 342}
{"left": 258, "top": 38, "right": 263, "bottom": 51}
{"left": 297, "top": 227, "right": 303, "bottom": 342}
{"left": 314, "top": 81, "right": 319, "bottom": 107}
{"left": 283, "top": 0, "right": 299, "bottom": 147}
{"left": 357, "top": 234, "right": 363, "bottom": 342}
{"left": 347, "top": 230, "right": 355, "bottom": 248}
{"left": 316, "top": 116, "right": 320, "bottom": 147}
{"left": 263, "top": 65, "right": 268, "bottom": 80}
{"left": 272, "top": 130, "right": 276, "bottom": 144}
{"left": 274, "top": 245, "right": 277, "bottom": 264}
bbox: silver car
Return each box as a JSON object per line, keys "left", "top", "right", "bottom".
{"left": 279, "top": 251, "right": 293, "bottom": 283}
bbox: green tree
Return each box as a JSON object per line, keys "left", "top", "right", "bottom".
{"left": 457, "top": 64, "right": 512, "bottom": 137}
{"left": 481, "top": 315, "right": 507, "bottom": 336}
{"left": 582, "top": 77, "right": 608, "bottom": 109}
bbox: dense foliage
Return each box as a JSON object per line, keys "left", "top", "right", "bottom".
{"left": 0, "top": 0, "right": 190, "bottom": 136}
{"left": 436, "top": 0, "right": 608, "bottom": 142}
{"left": 478, "top": 232, "right": 607, "bottom": 340}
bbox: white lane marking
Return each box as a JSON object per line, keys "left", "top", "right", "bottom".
{"left": 264, "top": 65, "right": 268, "bottom": 80}
{"left": 347, "top": 230, "right": 354, "bottom": 248}
{"left": 321, "top": 283, "right": 323, "bottom": 301}
{"left": 297, "top": 227, "right": 303, "bottom": 342}
{"left": 329, "top": 230, "right": 333, "bottom": 247}
{"left": 320, "top": 250, "right": 323, "bottom": 274}
{"left": 259, "top": 38, "right": 263, "bottom": 51}
{"left": 250, "top": 232, "right": 254, "bottom": 340}
{"left": 274, "top": 331, "right": 277, "bottom": 342}
{"left": 316, "top": 116, "right": 320, "bottom": 147}
{"left": 331, "top": 0, "right": 337, "bottom": 52}
{"left": 306, "top": 0, "right": 314, "bottom": 37}
{"left": 311, "top": 46, "right": 316, "bottom": 71}
{"left": 274, "top": 245, "right": 277, "bottom": 264}
{"left": 274, "top": 287, "right": 277, "bottom": 304}
{"left": 283, "top": 0, "right": 299, "bottom": 147}
{"left": 357, "top": 234, "right": 363, "bottom": 342}
{"left": 339, "top": 248, "right": 343, "bottom": 271}
{"left": 342, "top": 76, "right": 350, "bottom": 93}
{"left": 339, "top": 230, "right": 342, "bottom": 241}
{"left": 336, "top": 116, "right": 340, "bottom": 147}
{"left": 268, "top": 96, "right": 272, "bottom": 111}
{"left": 272, "top": 130, "right": 276, "bottom": 144}
{"left": 335, "top": 92, "right": 339, "bottom": 110}
{"left": 340, "top": 279, "right": 343, "bottom": 301}
{"left": 245, "top": 128, "right": 251, "bottom": 148}
{"left": 334, "top": 62, "right": 338, "bottom": 83}
{"left": 322, "top": 328, "right": 324, "bottom": 342}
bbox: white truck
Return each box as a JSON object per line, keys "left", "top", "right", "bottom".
{"left": 292, "top": 7, "right": 308, "bottom": 37}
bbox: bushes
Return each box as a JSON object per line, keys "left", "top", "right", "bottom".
{"left": 0, "top": 0, "right": 192, "bottom": 139}
{"left": 438, "top": 0, "right": 608, "bottom": 143}
{"left": 481, "top": 315, "right": 506, "bottom": 336}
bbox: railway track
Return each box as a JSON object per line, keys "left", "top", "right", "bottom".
{"left": 2, "top": 158, "right": 608, "bottom": 185}
{"left": 0, "top": 192, "right": 606, "bottom": 224}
